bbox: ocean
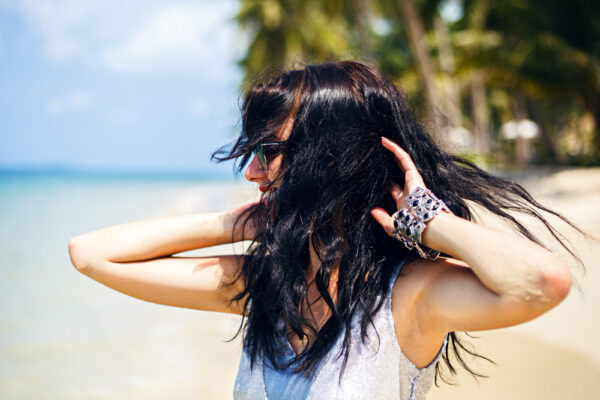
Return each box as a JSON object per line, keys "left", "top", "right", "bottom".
{"left": 0, "top": 171, "right": 257, "bottom": 399}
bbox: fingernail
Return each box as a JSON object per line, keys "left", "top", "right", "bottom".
{"left": 381, "top": 136, "right": 389, "bottom": 143}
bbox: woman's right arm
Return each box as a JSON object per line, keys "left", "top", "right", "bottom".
{"left": 68, "top": 201, "right": 258, "bottom": 315}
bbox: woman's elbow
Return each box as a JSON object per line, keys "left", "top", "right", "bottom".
{"left": 540, "top": 257, "right": 573, "bottom": 307}
{"left": 68, "top": 236, "right": 96, "bottom": 273}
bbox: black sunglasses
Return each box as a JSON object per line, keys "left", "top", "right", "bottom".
{"left": 253, "top": 140, "right": 287, "bottom": 171}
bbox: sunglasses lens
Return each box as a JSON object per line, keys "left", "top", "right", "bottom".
{"left": 254, "top": 145, "right": 268, "bottom": 171}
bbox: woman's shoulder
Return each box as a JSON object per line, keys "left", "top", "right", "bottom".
{"left": 394, "top": 256, "right": 469, "bottom": 291}
{"left": 391, "top": 256, "right": 468, "bottom": 315}
{"left": 388, "top": 257, "right": 461, "bottom": 369}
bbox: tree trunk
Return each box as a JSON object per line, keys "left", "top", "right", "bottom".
{"left": 528, "top": 99, "right": 558, "bottom": 163}
{"left": 433, "top": 15, "right": 461, "bottom": 129}
{"left": 398, "top": 0, "right": 445, "bottom": 137}
{"left": 594, "top": 94, "right": 600, "bottom": 157}
{"left": 513, "top": 94, "right": 530, "bottom": 165}
{"left": 471, "top": 71, "right": 490, "bottom": 154}
{"left": 352, "top": 0, "right": 375, "bottom": 60}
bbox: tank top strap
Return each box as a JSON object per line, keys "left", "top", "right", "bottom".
{"left": 383, "top": 256, "right": 449, "bottom": 382}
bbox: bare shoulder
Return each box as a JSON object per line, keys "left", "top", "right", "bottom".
{"left": 391, "top": 257, "right": 468, "bottom": 306}
{"left": 389, "top": 257, "right": 464, "bottom": 369}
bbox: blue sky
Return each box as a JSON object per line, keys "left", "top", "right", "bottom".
{"left": 0, "top": 0, "right": 247, "bottom": 176}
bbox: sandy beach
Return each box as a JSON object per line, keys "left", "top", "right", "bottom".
{"left": 1, "top": 167, "right": 598, "bottom": 399}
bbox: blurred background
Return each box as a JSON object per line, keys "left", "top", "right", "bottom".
{"left": 1, "top": 0, "right": 599, "bottom": 398}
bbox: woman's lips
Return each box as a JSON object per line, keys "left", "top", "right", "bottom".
{"left": 259, "top": 186, "right": 277, "bottom": 192}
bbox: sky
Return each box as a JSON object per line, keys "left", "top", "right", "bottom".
{"left": 0, "top": 0, "right": 248, "bottom": 176}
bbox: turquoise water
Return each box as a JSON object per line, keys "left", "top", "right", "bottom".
{"left": 0, "top": 171, "right": 252, "bottom": 399}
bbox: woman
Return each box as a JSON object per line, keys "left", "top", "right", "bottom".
{"left": 68, "top": 61, "right": 579, "bottom": 399}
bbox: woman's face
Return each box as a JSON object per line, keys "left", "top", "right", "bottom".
{"left": 244, "top": 117, "right": 293, "bottom": 193}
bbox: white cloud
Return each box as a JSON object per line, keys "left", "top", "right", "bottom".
{"left": 1, "top": 0, "right": 121, "bottom": 62}
{"left": 103, "top": 3, "right": 241, "bottom": 77}
{"left": 45, "top": 90, "right": 92, "bottom": 117}
{"left": 189, "top": 97, "right": 210, "bottom": 116}
{"left": 2, "top": 0, "right": 246, "bottom": 78}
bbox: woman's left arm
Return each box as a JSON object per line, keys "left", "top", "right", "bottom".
{"left": 423, "top": 212, "right": 572, "bottom": 302}
{"left": 417, "top": 211, "right": 572, "bottom": 331}
{"left": 371, "top": 137, "right": 573, "bottom": 333}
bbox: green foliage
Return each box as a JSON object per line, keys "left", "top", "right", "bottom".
{"left": 234, "top": 0, "right": 600, "bottom": 165}
{"left": 456, "top": 150, "right": 496, "bottom": 169}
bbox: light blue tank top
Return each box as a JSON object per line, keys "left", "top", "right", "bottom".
{"left": 234, "top": 260, "right": 449, "bottom": 400}
{"left": 262, "top": 329, "right": 316, "bottom": 400}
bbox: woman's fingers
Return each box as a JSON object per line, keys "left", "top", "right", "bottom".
{"left": 381, "top": 137, "right": 417, "bottom": 173}
{"left": 390, "top": 182, "right": 403, "bottom": 196}
{"left": 390, "top": 182, "right": 404, "bottom": 208}
{"left": 374, "top": 137, "right": 430, "bottom": 238}
{"left": 370, "top": 207, "right": 394, "bottom": 237}
{"left": 381, "top": 136, "right": 426, "bottom": 189}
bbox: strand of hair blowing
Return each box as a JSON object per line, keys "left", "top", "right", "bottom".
{"left": 211, "top": 61, "right": 584, "bottom": 385}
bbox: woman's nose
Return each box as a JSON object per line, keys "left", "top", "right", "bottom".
{"left": 245, "top": 154, "right": 266, "bottom": 182}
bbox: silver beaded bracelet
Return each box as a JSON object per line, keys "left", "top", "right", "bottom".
{"left": 391, "top": 187, "right": 450, "bottom": 260}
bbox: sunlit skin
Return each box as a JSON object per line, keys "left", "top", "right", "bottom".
{"left": 69, "top": 121, "right": 572, "bottom": 368}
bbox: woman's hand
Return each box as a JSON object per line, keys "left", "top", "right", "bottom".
{"left": 224, "top": 199, "right": 262, "bottom": 242}
{"left": 369, "top": 136, "right": 427, "bottom": 237}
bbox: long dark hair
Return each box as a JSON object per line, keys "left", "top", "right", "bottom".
{"left": 211, "top": 60, "right": 583, "bottom": 384}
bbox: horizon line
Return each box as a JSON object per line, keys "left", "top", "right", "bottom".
{"left": 0, "top": 165, "right": 239, "bottom": 181}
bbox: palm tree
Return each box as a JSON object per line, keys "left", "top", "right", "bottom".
{"left": 235, "top": 0, "right": 354, "bottom": 87}
{"left": 375, "top": 0, "right": 448, "bottom": 138}
{"left": 233, "top": 0, "right": 600, "bottom": 163}
{"left": 470, "top": 0, "right": 600, "bottom": 161}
